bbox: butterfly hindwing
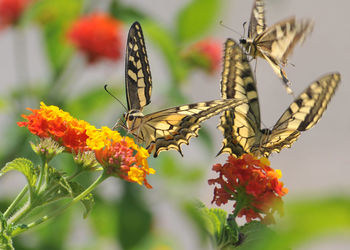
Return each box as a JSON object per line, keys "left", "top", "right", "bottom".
{"left": 260, "top": 73, "right": 341, "bottom": 155}
{"left": 219, "top": 38, "right": 340, "bottom": 158}
{"left": 137, "top": 99, "right": 245, "bottom": 157}
{"left": 125, "top": 22, "right": 152, "bottom": 111}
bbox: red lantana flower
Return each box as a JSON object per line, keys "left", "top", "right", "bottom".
{"left": 18, "top": 102, "right": 154, "bottom": 188}
{"left": 184, "top": 38, "right": 222, "bottom": 73}
{"left": 67, "top": 13, "right": 123, "bottom": 63}
{"left": 18, "top": 102, "right": 90, "bottom": 152}
{"left": 0, "top": 0, "right": 32, "bottom": 29}
{"left": 209, "top": 154, "right": 288, "bottom": 224}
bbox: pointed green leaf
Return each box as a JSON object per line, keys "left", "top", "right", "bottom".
{"left": 177, "top": 0, "right": 221, "bottom": 42}
{"left": 235, "top": 221, "right": 273, "bottom": 250}
{"left": 1, "top": 158, "right": 38, "bottom": 187}
{"left": 202, "top": 207, "right": 227, "bottom": 239}
{"left": 41, "top": 167, "right": 95, "bottom": 218}
{"left": 70, "top": 181, "right": 95, "bottom": 218}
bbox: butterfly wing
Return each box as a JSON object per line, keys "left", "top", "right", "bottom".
{"left": 125, "top": 22, "right": 152, "bottom": 111}
{"left": 253, "top": 17, "right": 314, "bottom": 92}
{"left": 248, "top": 0, "right": 266, "bottom": 39}
{"left": 217, "top": 39, "right": 262, "bottom": 157}
{"left": 259, "top": 73, "right": 341, "bottom": 156}
{"left": 255, "top": 17, "right": 314, "bottom": 66}
{"left": 137, "top": 98, "right": 245, "bottom": 157}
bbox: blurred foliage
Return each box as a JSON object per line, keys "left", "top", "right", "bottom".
{"left": 0, "top": 0, "right": 349, "bottom": 249}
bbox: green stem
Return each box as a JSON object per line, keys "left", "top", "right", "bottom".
{"left": 3, "top": 186, "right": 28, "bottom": 219}
{"left": 7, "top": 201, "right": 31, "bottom": 225}
{"left": 39, "top": 169, "right": 84, "bottom": 203}
{"left": 36, "top": 161, "right": 47, "bottom": 192}
{"left": 11, "top": 172, "right": 108, "bottom": 237}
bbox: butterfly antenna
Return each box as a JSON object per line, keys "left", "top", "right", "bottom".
{"left": 242, "top": 21, "right": 247, "bottom": 38}
{"left": 219, "top": 20, "right": 242, "bottom": 37}
{"left": 104, "top": 84, "right": 128, "bottom": 112}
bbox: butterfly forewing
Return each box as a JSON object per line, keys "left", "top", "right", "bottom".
{"left": 125, "top": 22, "right": 152, "bottom": 111}
{"left": 256, "top": 17, "right": 314, "bottom": 66}
{"left": 248, "top": 0, "right": 266, "bottom": 39}
{"left": 241, "top": 0, "right": 314, "bottom": 94}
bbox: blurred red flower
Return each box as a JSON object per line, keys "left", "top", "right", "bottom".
{"left": 0, "top": 0, "right": 32, "bottom": 29}
{"left": 184, "top": 38, "right": 222, "bottom": 73}
{"left": 67, "top": 13, "right": 123, "bottom": 63}
{"left": 209, "top": 154, "right": 288, "bottom": 224}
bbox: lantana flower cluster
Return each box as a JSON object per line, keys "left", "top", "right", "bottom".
{"left": 209, "top": 154, "right": 288, "bottom": 224}
{"left": 18, "top": 102, "right": 154, "bottom": 188}
{"left": 67, "top": 13, "right": 123, "bottom": 63}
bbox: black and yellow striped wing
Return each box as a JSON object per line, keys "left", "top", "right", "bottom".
{"left": 258, "top": 73, "right": 340, "bottom": 156}
{"left": 125, "top": 21, "right": 152, "bottom": 111}
{"left": 248, "top": 0, "right": 266, "bottom": 39}
{"left": 241, "top": 0, "right": 314, "bottom": 94}
{"left": 218, "top": 39, "right": 261, "bottom": 156}
{"left": 218, "top": 38, "right": 340, "bottom": 158}
{"left": 255, "top": 17, "right": 314, "bottom": 67}
{"left": 121, "top": 23, "right": 245, "bottom": 157}
{"left": 136, "top": 99, "right": 244, "bottom": 157}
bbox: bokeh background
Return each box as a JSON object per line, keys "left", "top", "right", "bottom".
{"left": 0, "top": 0, "right": 349, "bottom": 249}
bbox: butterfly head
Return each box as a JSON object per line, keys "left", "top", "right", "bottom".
{"left": 124, "top": 109, "right": 144, "bottom": 132}
{"left": 239, "top": 38, "right": 247, "bottom": 44}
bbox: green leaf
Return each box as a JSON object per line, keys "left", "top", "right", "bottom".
{"left": 202, "top": 207, "right": 228, "bottom": 243}
{"left": 0, "top": 213, "right": 14, "bottom": 250}
{"left": 176, "top": 0, "right": 221, "bottom": 42}
{"left": 118, "top": 183, "right": 152, "bottom": 249}
{"left": 41, "top": 167, "right": 94, "bottom": 218}
{"left": 1, "top": 158, "right": 38, "bottom": 188}
{"left": 198, "top": 206, "right": 243, "bottom": 249}
{"left": 69, "top": 181, "right": 95, "bottom": 218}
{"left": 235, "top": 221, "right": 273, "bottom": 250}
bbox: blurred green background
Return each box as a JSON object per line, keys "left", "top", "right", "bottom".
{"left": 0, "top": 0, "right": 349, "bottom": 249}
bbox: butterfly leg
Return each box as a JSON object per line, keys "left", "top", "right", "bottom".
{"left": 112, "top": 118, "right": 125, "bottom": 131}
{"left": 280, "top": 68, "right": 294, "bottom": 96}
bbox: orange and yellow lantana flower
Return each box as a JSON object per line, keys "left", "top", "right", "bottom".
{"left": 18, "top": 102, "right": 154, "bottom": 188}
